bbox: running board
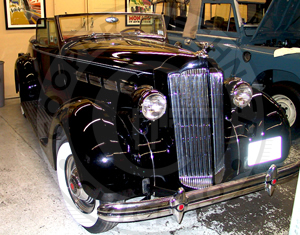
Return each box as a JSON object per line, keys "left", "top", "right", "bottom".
{"left": 22, "top": 100, "right": 52, "bottom": 146}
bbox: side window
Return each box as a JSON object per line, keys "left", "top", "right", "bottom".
{"left": 48, "top": 20, "right": 59, "bottom": 46}
{"left": 36, "top": 19, "right": 59, "bottom": 47}
{"left": 164, "top": 2, "right": 189, "bottom": 31}
{"left": 201, "top": 3, "right": 236, "bottom": 32}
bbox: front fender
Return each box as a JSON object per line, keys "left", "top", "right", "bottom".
{"left": 223, "top": 87, "right": 291, "bottom": 180}
{"left": 53, "top": 98, "right": 142, "bottom": 201}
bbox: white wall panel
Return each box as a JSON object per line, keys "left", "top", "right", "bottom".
{"left": 54, "top": 0, "right": 87, "bottom": 15}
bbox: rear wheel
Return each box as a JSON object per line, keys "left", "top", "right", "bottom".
{"left": 56, "top": 138, "right": 117, "bottom": 233}
{"left": 271, "top": 83, "right": 300, "bottom": 138}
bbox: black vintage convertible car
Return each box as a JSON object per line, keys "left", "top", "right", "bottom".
{"left": 15, "top": 12, "right": 300, "bottom": 233}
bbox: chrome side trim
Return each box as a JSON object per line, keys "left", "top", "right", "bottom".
{"left": 167, "top": 31, "right": 237, "bottom": 42}
{"left": 167, "top": 30, "right": 184, "bottom": 35}
{"left": 32, "top": 48, "right": 152, "bottom": 76}
{"left": 98, "top": 161, "right": 300, "bottom": 223}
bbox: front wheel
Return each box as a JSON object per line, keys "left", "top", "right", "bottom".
{"left": 270, "top": 83, "right": 300, "bottom": 138}
{"left": 56, "top": 139, "right": 117, "bottom": 233}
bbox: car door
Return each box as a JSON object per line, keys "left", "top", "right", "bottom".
{"left": 33, "top": 18, "right": 70, "bottom": 113}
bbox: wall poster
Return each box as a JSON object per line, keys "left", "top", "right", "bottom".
{"left": 125, "top": 0, "right": 154, "bottom": 26}
{"left": 4, "top": 0, "right": 46, "bottom": 29}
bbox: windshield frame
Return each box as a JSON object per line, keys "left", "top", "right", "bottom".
{"left": 54, "top": 12, "right": 167, "bottom": 44}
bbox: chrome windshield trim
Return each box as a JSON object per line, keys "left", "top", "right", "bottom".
{"left": 98, "top": 161, "right": 300, "bottom": 223}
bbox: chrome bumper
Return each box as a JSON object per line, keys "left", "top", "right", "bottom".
{"left": 98, "top": 161, "right": 300, "bottom": 223}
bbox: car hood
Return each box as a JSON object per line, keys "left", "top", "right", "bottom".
{"left": 252, "top": 0, "right": 300, "bottom": 42}
{"left": 63, "top": 37, "right": 197, "bottom": 73}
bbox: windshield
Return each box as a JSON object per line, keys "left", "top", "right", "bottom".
{"left": 251, "top": 0, "right": 300, "bottom": 42}
{"left": 58, "top": 13, "right": 166, "bottom": 40}
{"left": 238, "top": 1, "right": 271, "bottom": 26}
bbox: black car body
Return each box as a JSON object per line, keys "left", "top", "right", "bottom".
{"left": 15, "top": 12, "right": 299, "bottom": 233}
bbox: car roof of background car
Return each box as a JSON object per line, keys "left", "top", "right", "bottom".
{"left": 251, "top": 0, "right": 300, "bottom": 42}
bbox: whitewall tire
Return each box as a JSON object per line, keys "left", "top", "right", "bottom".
{"left": 56, "top": 140, "right": 117, "bottom": 233}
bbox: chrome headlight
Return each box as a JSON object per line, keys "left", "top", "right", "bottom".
{"left": 232, "top": 82, "right": 253, "bottom": 108}
{"left": 141, "top": 91, "right": 167, "bottom": 121}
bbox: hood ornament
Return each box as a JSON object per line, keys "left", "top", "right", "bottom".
{"left": 194, "top": 42, "right": 214, "bottom": 58}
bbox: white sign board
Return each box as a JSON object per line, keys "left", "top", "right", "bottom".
{"left": 289, "top": 169, "right": 300, "bottom": 235}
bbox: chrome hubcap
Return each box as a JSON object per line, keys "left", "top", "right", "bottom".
{"left": 65, "top": 155, "right": 95, "bottom": 213}
{"left": 273, "top": 94, "right": 297, "bottom": 127}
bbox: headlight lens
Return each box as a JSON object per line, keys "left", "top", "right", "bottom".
{"left": 141, "top": 92, "right": 167, "bottom": 121}
{"left": 232, "top": 82, "right": 253, "bottom": 108}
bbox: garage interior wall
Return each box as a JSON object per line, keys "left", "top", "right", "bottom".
{"left": 0, "top": 0, "right": 138, "bottom": 99}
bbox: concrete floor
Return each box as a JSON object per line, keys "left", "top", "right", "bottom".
{"left": 0, "top": 98, "right": 299, "bottom": 235}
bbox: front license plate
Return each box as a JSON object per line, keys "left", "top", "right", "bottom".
{"left": 248, "top": 136, "right": 282, "bottom": 166}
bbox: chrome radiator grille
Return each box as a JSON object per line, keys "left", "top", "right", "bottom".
{"left": 168, "top": 69, "right": 224, "bottom": 189}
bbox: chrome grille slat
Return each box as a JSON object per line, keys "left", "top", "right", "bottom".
{"left": 168, "top": 68, "right": 224, "bottom": 189}
{"left": 210, "top": 72, "right": 225, "bottom": 175}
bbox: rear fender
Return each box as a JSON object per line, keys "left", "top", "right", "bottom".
{"left": 15, "top": 53, "right": 40, "bottom": 101}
